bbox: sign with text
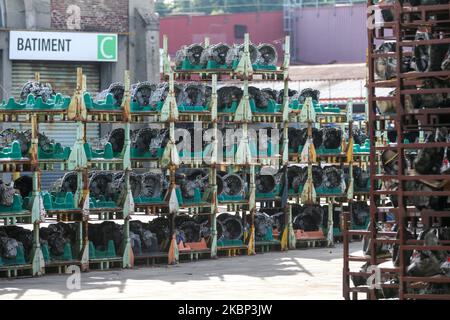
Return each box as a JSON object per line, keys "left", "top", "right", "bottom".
{"left": 9, "top": 31, "right": 118, "bottom": 62}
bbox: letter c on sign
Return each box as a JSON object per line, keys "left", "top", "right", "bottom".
{"left": 100, "top": 36, "right": 114, "bottom": 59}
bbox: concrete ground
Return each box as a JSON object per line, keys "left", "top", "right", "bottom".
{"left": 0, "top": 242, "right": 361, "bottom": 300}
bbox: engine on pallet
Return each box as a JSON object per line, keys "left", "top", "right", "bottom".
{"left": 258, "top": 208, "right": 285, "bottom": 235}
{"left": 217, "top": 171, "right": 247, "bottom": 199}
{"left": 175, "top": 43, "right": 204, "bottom": 69}
{"left": 89, "top": 171, "right": 116, "bottom": 203}
{"left": 261, "top": 88, "right": 278, "bottom": 102}
{"left": 97, "top": 82, "right": 125, "bottom": 106}
{"left": 151, "top": 82, "right": 183, "bottom": 108}
{"left": 352, "top": 202, "right": 370, "bottom": 228}
{"left": 175, "top": 168, "right": 209, "bottom": 201}
{"left": 0, "top": 230, "right": 21, "bottom": 261}
{"left": 344, "top": 166, "right": 370, "bottom": 192}
{"left": 131, "top": 82, "right": 156, "bottom": 107}
{"left": 20, "top": 81, "right": 54, "bottom": 102}
{"left": 392, "top": 228, "right": 450, "bottom": 295}
{"left": 411, "top": 78, "right": 450, "bottom": 109}
{"left": 226, "top": 43, "right": 260, "bottom": 66}
{"left": 148, "top": 217, "right": 171, "bottom": 248}
{"left": 289, "top": 127, "right": 321, "bottom": 153}
{"left": 249, "top": 86, "right": 271, "bottom": 110}
{"left": 107, "top": 128, "right": 126, "bottom": 155}
{"left": 200, "top": 43, "right": 231, "bottom": 67}
{"left": 381, "top": 129, "right": 450, "bottom": 211}
{"left": 0, "top": 226, "right": 32, "bottom": 261}
{"left": 217, "top": 213, "right": 244, "bottom": 242}
{"left": 0, "top": 128, "right": 57, "bottom": 157}
{"left": 255, "top": 170, "right": 282, "bottom": 195}
{"left": 298, "top": 88, "right": 320, "bottom": 104}
{"left": 112, "top": 172, "right": 143, "bottom": 203}
{"left": 276, "top": 89, "right": 299, "bottom": 104}
{"left": 352, "top": 128, "right": 369, "bottom": 145}
{"left": 256, "top": 43, "right": 278, "bottom": 67}
{"left": 414, "top": 30, "right": 450, "bottom": 73}
{"left": 129, "top": 220, "right": 159, "bottom": 255}
{"left": 141, "top": 172, "right": 169, "bottom": 200}
{"left": 130, "top": 128, "right": 170, "bottom": 157}
{"left": 288, "top": 165, "right": 323, "bottom": 191}
{"left": 88, "top": 221, "right": 123, "bottom": 255}
{"left": 322, "top": 166, "right": 344, "bottom": 189}
{"left": 40, "top": 223, "right": 77, "bottom": 258}
{"left": 180, "top": 83, "right": 212, "bottom": 107}
{"left": 292, "top": 204, "right": 325, "bottom": 232}
{"left": 14, "top": 175, "right": 33, "bottom": 198}
{"left": 0, "top": 180, "right": 17, "bottom": 207}
{"left": 414, "top": 128, "right": 450, "bottom": 175}
{"left": 288, "top": 126, "right": 343, "bottom": 152}
{"left": 217, "top": 86, "right": 243, "bottom": 109}
{"left": 247, "top": 212, "right": 274, "bottom": 241}
{"left": 374, "top": 42, "right": 413, "bottom": 80}
{"left": 175, "top": 215, "right": 202, "bottom": 244}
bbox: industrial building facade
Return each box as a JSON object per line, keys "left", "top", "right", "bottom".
{"left": 160, "top": 3, "right": 367, "bottom": 65}
{"left": 0, "top": 0, "right": 160, "bottom": 101}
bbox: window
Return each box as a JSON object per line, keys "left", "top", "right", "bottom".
{"left": 234, "top": 25, "right": 247, "bottom": 39}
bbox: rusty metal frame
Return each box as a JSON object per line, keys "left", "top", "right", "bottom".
{"left": 347, "top": 0, "right": 450, "bottom": 300}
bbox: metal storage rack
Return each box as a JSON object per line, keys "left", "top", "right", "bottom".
{"left": 287, "top": 93, "right": 355, "bottom": 249}
{"left": 344, "top": 0, "right": 450, "bottom": 300}
{"left": 161, "top": 33, "right": 294, "bottom": 259}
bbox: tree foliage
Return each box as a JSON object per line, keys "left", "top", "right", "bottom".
{"left": 155, "top": 0, "right": 285, "bottom": 16}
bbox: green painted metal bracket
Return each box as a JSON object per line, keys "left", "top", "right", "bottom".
{"left": 211, "top": 74, "right": 218, "bottom": 121}
{"left": 161, "top": 124, "right": 181, "bottom": 168}
{"left": 282, "top": 36, "right": 291, "bottom": 122}
{"left": 30, "top": 172, "right": 45, "bottom": 224}
{"left": 347, "top": 165, "right": 354, "bottom": 200}
{"left": 234, "top": 34, "right": 254, "bottom": 77}
{"left": 235, "top": 124, "right": 253, "bottom": 165}
{"left": 80, "top": 243, "right": 89, "bottom": 272}
{"left": 168, "top": 187, "right": 180, "bottom": 215}
{"left": 122, "top": 172, "right": 135, "bottom": 219}
{"left": 248, "top": 166, "right": 256, "bottom": 255}
{"left": 282, "top": 126, "right": 289, "bottom": 164}
{"left": 235, "top": 80, "right": 253, "bottom": 122}
{"left": 327, "top": 201, "right": 335, "bottom": 247}
{"left": 68, "top": 122, "right": 88, "bottom": 170}
{"left": 346, "top": 98, "right": 353, "bottom": 122}
{"left": 122, "top": 123, "right": 132, "bottom": 170}
{"left": 210, "top": 213, "right": 218, "bottom": 259}
{"left": 122, "top": 219, "right": 133, "bottom": 268}
{"left": 288, "top": 205, "right": 296, "bottom": 250}
{"left": 209, "top": 164, "right": 218, "bottom": 258}
{"left": 73, "top": 171, "right": 83, "bottom": 208}
{"left": 31, "top": 222, "right": 45, "bottom": 276}
{"left": 301, "top": 165, "right": 317, "bottom": 204}
{"left": 160, "top": 73, "right": 179, "bottom": 122}
{"left": 299, "top": 97, "right": 316, "bottom": 123}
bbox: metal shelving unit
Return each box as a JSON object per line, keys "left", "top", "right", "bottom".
{"left": 345, "top": 0, "right": 450, "bottom": 300}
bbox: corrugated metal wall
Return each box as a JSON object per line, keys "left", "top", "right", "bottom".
{"left": 11, "top": 62, "right": 101, "bottom": 99}
{"left": 293, "top": 4, "right": 367, "bottom": 64}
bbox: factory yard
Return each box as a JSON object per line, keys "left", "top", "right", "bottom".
{"left": 0, "top": 243, "right": 358, "bottom": 300}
